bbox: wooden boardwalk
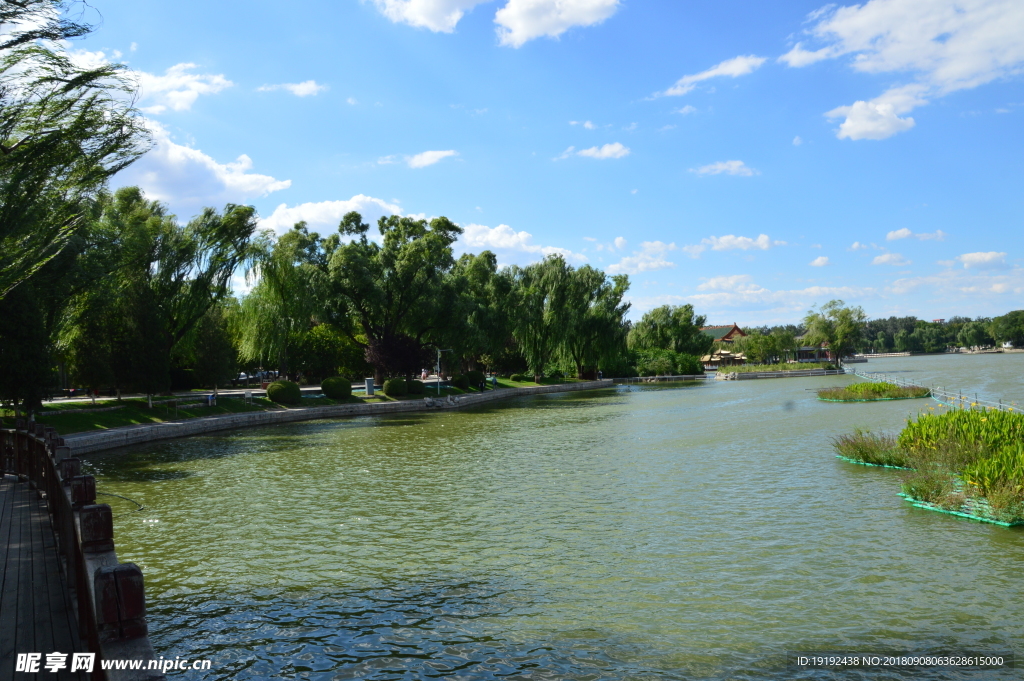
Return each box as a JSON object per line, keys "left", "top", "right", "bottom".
{"left": 1, "top": 474, "right": 88, "bottom": 680}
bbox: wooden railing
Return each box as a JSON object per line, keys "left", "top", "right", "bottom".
{"left": 1, "top": 423, "right": 165, "bottom": 681}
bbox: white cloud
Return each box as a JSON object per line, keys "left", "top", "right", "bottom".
{"left": 260, "top": 195, "right": 404, "bottom": 235}
{"left": 130, "top": 42, "right": 138, "bottom": 52}
{"left": 461, "top": 223, "right": 585, "bottom": 263}
{"left": 570, "top": 120, "right": 598, "bottom": 129}
{"left": 258, "top": 80, "right": 327, "bottom": 97}
{"left": 495, "top": 0, "right": 621, "bottom": 48}
{"left": 614, "top": 236, "right": 627, "bottom": 250}
{"left": 607, "top": 241, "right": 677, "bottom": 274}
{"left": 658, "top": 55, "right": 767, "bottom": 97}
{"left": 347, "top": 97, "right": 358, "bottom": 105}
{"left": 115, "top": 121, "right": 290, "bottom": 218}
{"left": 783, "top": 0, "right": 1024, "bottom": 140}
{"left": 956, "top": 251, "right": 1007, "bottom": 269}
{"left": 872, "top": 252, "right": 911, "bottom": 265}
{"left": 707, "top": 234, "right": 785, "bottom": 252}
{"left": 372, "top": 0, "right": 489, "bottom": 32}
{"left": 691, "top": 160, "right": 759, "bottom": 176}
{"left": 889, "top": 268, "right": 1024, "bottom": 299}
{"left": 886, "top": 227, "right": 946, "bottom": 240}
{"left": 407, "top": 150, "right": 459, "bottom": 168}
{"left": 825, "top": 85, "right": 927, "bottom": 140}
{"left": 675, "top": 105, "right": 697, "bottom": 115}
{"left": 687, "top": 274, "right": 871, "bottom": 308}
{"left": 137, "top": 63, "right": 233, "bottom": 113}
{"left": 793, "top": 135, "right": 803, "bottom": 145}
{"left": 810, "top": 256, "right": 830, "bottom": 266}
{"left": 577, "top": 142, "right": 630, "bottom": 159}
{"left": 849, "top": 241, "right": 875, "bottom": 250}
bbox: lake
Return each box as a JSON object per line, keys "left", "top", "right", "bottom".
{"left": 84, "top": 353, "right": 1024, "bottom": 679}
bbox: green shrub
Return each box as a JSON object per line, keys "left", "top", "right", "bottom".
{"left": 321, "top": 376, "right": 351, "bottom": 399}
{"left": 509, "top": 373, "right": 526, "bottom": 382}
{"left": 547, "top": 370, "right": 563, "bottom": 380}
{"left": 407, "top": 379, "right": 425, "bottom": 395}
{"left": 266, "top": 380, "right": 301, "bottom": 405}
{"left": 383, "top": 378, "right": 407, "bottom": 397}
{"left": 465, "top": 370, "right": 485, "bottom": 387}
{"left": 451, "top": 375, "right": 470, "bottom": 390}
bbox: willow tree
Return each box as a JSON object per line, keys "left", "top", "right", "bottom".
{"left": 627, "top": 304, "right": 712, "bottom": 356}
{"left": 559, "top": 266, "right": 630, "bottom": 378}
{"left": 62, "top": 188, "right": 263, "bottom": 399}
{"left": 327, "top": 212, "right": 462, "bottom": 383}
{"left": 803, "top": 300, "right": 866, "bottom": 365}
{"left": 0, "top": 0, "right": 148, "bottom": 299}
{"left": 237, "top": 222, "right": 333, "bottom": 376}
{"left": 509, "top": 255, "right": 570, "bottom": 382}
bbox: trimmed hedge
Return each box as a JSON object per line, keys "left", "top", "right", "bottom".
{"left": 465, "top": 370, "right": 485, "bottom": 387}
{"left": 451, "top": 374, "right": 470, "bottom": 390}
{"left": 267, "top": 380, "right": 301, "bottom": 405}
{"left": 321, "top": 377, "right": 351, "bottom": 399}
{"left": 383, "top": 377, "right": 407, "bottom": 397}
{"left": 407, "top": 379, "right": 425, "bottom": 395}
{"left": 509, "top": 373, "right": 527, "bottom": 382}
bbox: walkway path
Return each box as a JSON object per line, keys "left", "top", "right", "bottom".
{"left": 0, "top": 474, "right": 87, "bottom": 680}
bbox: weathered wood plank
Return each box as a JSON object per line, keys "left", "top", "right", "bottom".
{"left": 0, "top": 475, "right": 18, "bottom": 676}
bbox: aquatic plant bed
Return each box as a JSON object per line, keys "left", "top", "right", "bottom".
{"left": 835, "top": 455, "right": 911, "bottom": 470}
{"left": 834, "top": 409, "right": 1024, "bottom": 527}
{"left": 897, "top": 493, "right": 1024, "bottom": 527}
{"left": 817, "top": 381, "right": 929, "bottom": 402}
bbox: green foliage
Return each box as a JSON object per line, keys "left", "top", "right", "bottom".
{"left": 804, "top": 299, "right": 866, "bottom": 363}
{"left": 733, "top": 330, "right": 798, "bottom": 364}
{"left": 451, "top": 375, "right": 470, "bottom": 390}
{"left": 831, "top": 430, "right": 908, "bottom": 467}
{"left": 266, "top": 380, "right": 301, "bottom": 405}
{"left": 817, "top": 382, "right": 930, "bottom": 401}
{"left": 321, "top": 376, "right": 351, "bottom": 399}
{"left": 383, "top": 377, "right": 408, "bottom": 397}
{"left": 722, "top": 362, "right": 833, "bottom": 373}
{"left": 464, "top": 370, "right": 485, "bottom": 387}
{"left": 628, "top": 304, "right": 711, "bottom": 357}
{"left": 0, "top": 1, "right": 149, "bottom": 299}
{"left": 837, "top": 408, "right": 1024, "bottom": 523}
{"left": 990, "top": 310, "right": 1024, "bottom": 347}
{"left": 509, "top": 373, "right": 527, "bottom": 382}
{"left": 407, "top": 379, "right": 425, "bottom": 395}
{"left": 328, "top": 212, "right": 462, "bottom": 379}
{"left": 634, "top": 349, "right": 704, "bottom": 376}
{"left": 509, "top": 255, "right": 569, "bottom": 381}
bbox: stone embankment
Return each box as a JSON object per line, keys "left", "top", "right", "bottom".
{"left": 63, "top": 380, "right": 614, "bottom": 456}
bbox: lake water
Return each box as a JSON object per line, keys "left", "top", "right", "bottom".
{"left": 84, "top": 353, "right": 1024, "bottom": 680}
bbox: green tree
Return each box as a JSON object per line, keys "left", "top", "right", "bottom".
{"left": 327, "top": 212, "right": 462, "bottom": 383}
{"left": 0, "top": 0, "right": 148, "bottom": 299}
{"left": 957, "top": 321, "right": 992, "bottom": 349}
{"left": 62, "top": 188, "right": 261, "bottom": 398}
{"left": 803, "top": 300, "right": 866, "bottom": 365}
{"left": 627, "top": 304, "right": 713, "bottom": 357}
{"left": 509, "top": 256, "right": 570, "bottom": 382}
{"left": 559, "top": 266, "right": 630, "bottom": 378}
{"left": 990, "top": 310, "right": 1024, "bottom": 347}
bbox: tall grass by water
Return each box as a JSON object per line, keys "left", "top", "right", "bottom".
{"left": 723, "top": 362, "right": 834, "bottom": 373}
{"left": 818, "top": 381, "right": 930, "bottom": 402}
{"left": 834, "top": 407, "right": 1024, "bottom": 524}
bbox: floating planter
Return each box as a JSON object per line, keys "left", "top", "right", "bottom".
{"left": 835, "top": 455, "right": 911, "bottom": 470}
{"left": 897, "top": 493, "right": 1024, "bottom": 527}
{"left": 817, "top": 381, "right": 930, "bottom": 402}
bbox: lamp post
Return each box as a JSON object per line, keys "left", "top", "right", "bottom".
{"left": 435, "top": 347, "right": 452, "bottom": 395}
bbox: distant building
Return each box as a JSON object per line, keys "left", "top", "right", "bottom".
{"left": 700, "top": 324, "right": 746, "bottom": 343}
{"left": 932, "top": 319, "right": 946, "bottom": 324}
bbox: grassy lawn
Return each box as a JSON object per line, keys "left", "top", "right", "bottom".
{"left": 1, "top": 379, "right": 592, "bottom": 435}
{"left": 0, "top": 394, "right": 368, "bottom": 434}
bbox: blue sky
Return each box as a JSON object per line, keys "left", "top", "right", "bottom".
{"left": 71, "top": 0, "right": 1023, "bottom": 324}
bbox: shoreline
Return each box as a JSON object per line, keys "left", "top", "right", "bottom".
{"left": 63, "top": 379, "right": 616, "bottom": 456}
